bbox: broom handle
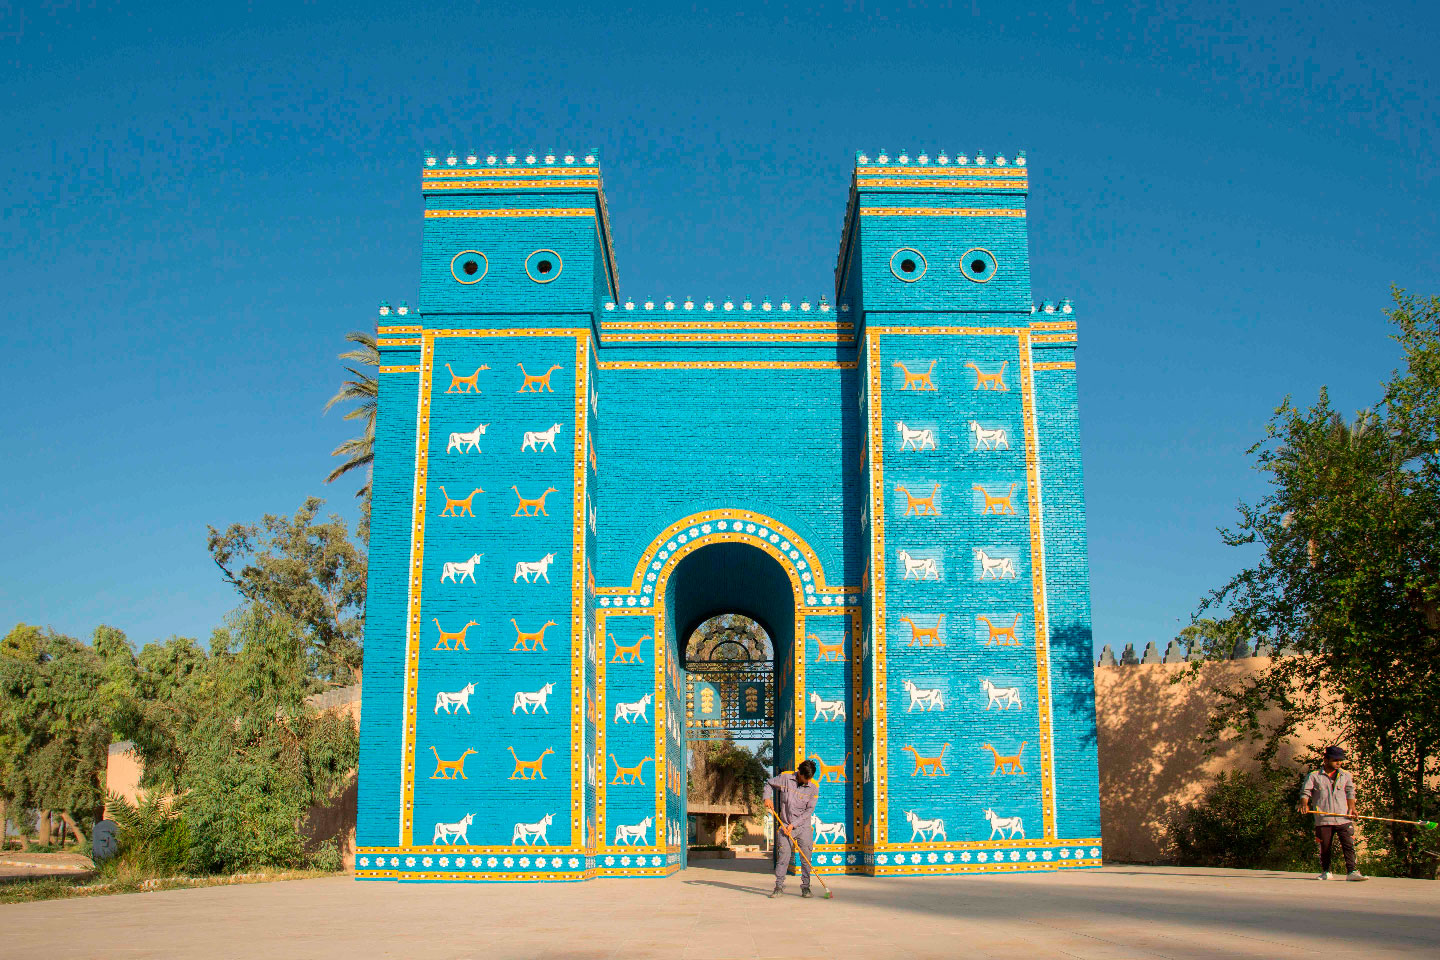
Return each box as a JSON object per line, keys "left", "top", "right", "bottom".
{"left": 1311, "top": 808, "right": 1420, "bottom": 826}
{"left": 770, "top": 808, "right": 832, "bottom": 894}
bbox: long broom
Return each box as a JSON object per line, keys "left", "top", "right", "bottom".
{"left": 769, "top": 810, "right": 834, "bottom": 899}
{"left": 1311, "top": 809, "right": 1438, "bottom": 829}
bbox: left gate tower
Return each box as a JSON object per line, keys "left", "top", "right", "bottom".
{"left": 357, "top": 151, "right": 610, "bottom": 879}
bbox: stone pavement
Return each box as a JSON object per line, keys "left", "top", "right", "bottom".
{"left": 3, "top": 860, "right": 1437, "bottom": 959}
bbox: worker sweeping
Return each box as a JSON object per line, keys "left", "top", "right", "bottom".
{"left": 1299, "top": 746, "right": 1366, "bottom": 882}
{"left": 764, "top": 759, "right": 819, "bottom": 898}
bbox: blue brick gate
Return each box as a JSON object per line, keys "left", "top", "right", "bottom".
{"left": 356, "top": 149, "right": 1101, "bottom": 881}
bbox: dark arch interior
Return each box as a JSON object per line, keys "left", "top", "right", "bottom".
{"left": 667, "top": 541, "right": 796, "bottom": 666}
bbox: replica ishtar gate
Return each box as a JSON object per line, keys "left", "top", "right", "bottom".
{"left": 355, "top": 148, "right": 1101, "bottom": 882}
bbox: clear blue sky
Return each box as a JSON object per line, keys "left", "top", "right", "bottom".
{"left": 2, "top": 1, "right": 1436, "bottom": 658}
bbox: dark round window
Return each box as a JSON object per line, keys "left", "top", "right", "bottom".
{"left": 450, "top": 250, "right": 488, "bottom": 284}
{"left": 960, "top": 247, "right": 998, "bottom": 283}
{"left": 525, "top": 248, "right": 563, "bottom": 283}
{"left": 970, "top": 259, "right": 987, "bottom": 274}
{"left": 889, "top": 247, "right": 926, "bottom": 282}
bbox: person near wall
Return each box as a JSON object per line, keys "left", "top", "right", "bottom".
{"left": 764, "top": 759, "right": 819, "bottom": 898}
{"left": 1299, "top": 746, "right": 1367, "bottom": 881}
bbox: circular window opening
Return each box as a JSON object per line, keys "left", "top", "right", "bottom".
{"left": 889, "top": 247, "right": 927, "bottom": 282}
{"left": 525, "top": 249, "right": 563, "bottom": 284}
{"left": 449, "top": 250, "right": 488, "bottom": 284}
{"left": 960, "top": 247, "right": 998, "bottom": 283}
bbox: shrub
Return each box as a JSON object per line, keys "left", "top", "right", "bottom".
{"left": 308, "top": 839, "right": 345, "bottom": 872}
{"left": 1172, "top": 768, "right": 1315, "bottom": 871}
{"left": 105, "top": 792, "right": 194, "bottom": 877}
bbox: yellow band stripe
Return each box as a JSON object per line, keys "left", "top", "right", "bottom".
{"left": 601, "top": 332, "right": 851, "bottom": 343}
{"left": 599, "top": 360, "right": 857, "bottom": 370}
{"left": 859, "top": 165, "right": 1025, "bottom": 176}
{"left": 859, "top": 207, "right": 1026, "bottom": 218}
{"left": 857, "top": 179, "right": 1027, "bottom": 190}
{"left": 1034, "top": 361, "right": 1077, "bottom": 371}
{"left": 424, "top": 167, "right": 599, "bottom": 177}
{"left": 1033, "top": 333, "right": 1078, "bottom": 343}
{"left": 423, "top": 208, "right": 596, "bottom": 219}
{"left": 379, "top": 365, "right": 420, "bottom": 373}
{"left": 599, "top": 321, "right": 852, "bottom": 331}
{"left": 424, "top": 180, "right": 600, "bottom": 190}
{"left": 1029, "top": 320, "right": 1077, "bottom": 330}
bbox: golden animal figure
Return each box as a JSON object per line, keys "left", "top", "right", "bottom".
{"left": 509, "top": 619, "right": 556, "bottom": 652}
{"left": 892, "top": 360, "right": 938, "bottom": 391}
{"left": 964, "top": 360, "right": 1009, "bottom": 391}
{"left": 432, "top": 618, "right": 477, "bottom": 651}
{"left": 611, "top": 635, "right": 649, "bottom": 663}
{"left": 444, "top": 363, "right": 489, "bottom": 393}
{"left": 977, "top": 613, "right": 1022, "bottom": 646}
{"left": 901, "top": 743, "right": 950, "bottom": 777}
{"left": 517, "top": 363, "right": 563, "bottom": 393}
{"left": 897, "top": 483, "right": 941, "bottom": 517}
{"left": 438, "top": 486, "right": 484, "bottom": 517}
{"left": 429, "top": 746, "right": 477, "bottom": 780}
{"left": 512, "top": 486, "right": 559, "bottom": 517}
{"left": 609, "top": 754, "right": 653, "bottom": 785}
{"left": 900, "top": 614, "right": 945, "bottom": 647}
{"left": 973, "top": 482, "right": 1018, "bottom": 516}
{"left": 981, "top": 741, "right": 1028, "bottom": 775}
{"left": 809, "top": 752, "right": 849, "bottom": 783}
{"left": 812, "top": 634, "right": 845, "bottom": 662}
{"left": 508, "top": 746, "right": 554, "bottom": 780}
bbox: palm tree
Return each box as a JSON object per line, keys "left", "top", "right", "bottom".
{"left": 323, "top": 331, "right": 378, "bottom": 499}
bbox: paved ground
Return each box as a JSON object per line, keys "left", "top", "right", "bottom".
{"left": 3, "top": 860, "right": 1437, "bottom": 959}
{"left": 0, "top": 851, "right": 95, "bottom": 881}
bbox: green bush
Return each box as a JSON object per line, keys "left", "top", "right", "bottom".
{"left": 105, "top": 793, "right": 194, "bottom": 877}
{"left": 308, "top": 839, "right": 345, "bottom": 872}
{"left": 1172, "top": 768, "right": 1315, "bottom": 871}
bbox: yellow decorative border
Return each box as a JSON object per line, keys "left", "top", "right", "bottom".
{"left": 598, "top": 360, "right": 858, "bottom": 371}
{"left": 865, "top": 326, "right": 1059, "bottom": 845}
{"left": 599, "top": 321, "right": 853, "bottom": 332}
{"left": 1028, "top": 320, "right": 1077, "bottom": 331}
{"left": 380, "top": 365, "right": 421, "bottom": 374}
{"left": 424, "top": 180, "right": 601, "bottom": 191}
{"left": 378, "top": 325, "right": 423, "bottom": 335}
{"left": 598, "top": 510, "right": 848, "bottom": 596}
{"left": 1033, "top": 333, "right": 1078, "bottom": 343}
{"left": 857, "top": 166, "right": 1026, "bottom": 177}
{"left": 870, "top": 856, "right": 1102, "bottom": 877}
{"left": 859, "top": 207, "right": 1026, "bottom": 218}
{"left": 377, "top": 338, "right": 421, "bottom": 347}
{"left": 423, "top": 208, "right": 596, "bottom": 219}
{"left": 1033, "top": 361, "right": 1076, "bottom": 371}
{"left": 397, "top": 328, "right": 588, "bottom": 851}
{"left": 856, "top": 179, "right": 1028, "bottom": 190}
{"left": 424, "top": 167, "right": 600, "bottom": 178}
{"left": 600, "top": 332, "right": 852, "bottom": 343}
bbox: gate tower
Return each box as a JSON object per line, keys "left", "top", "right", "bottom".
{"left": 356, "top": 148, "right": 1102, "bottom": 881}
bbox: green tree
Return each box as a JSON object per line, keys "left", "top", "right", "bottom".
{"left": 323, "top": 330, "right": 378, "bottom": 503}
{"left": 1194, "top": 290, "right": 1440, "bottom": 878}
{"left": 0, "top": 625, "right": 112, "bottom": 845}
{"left": 206, "top": 498, "right": 366, "bottom": 686}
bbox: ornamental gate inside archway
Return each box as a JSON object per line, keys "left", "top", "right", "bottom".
{"left": 355, "top": 148, "right": 1104, "bottom": 882}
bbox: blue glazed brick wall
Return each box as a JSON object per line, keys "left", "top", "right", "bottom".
{"left": 355, "top": 152, "right": 1101, "bottom": 881}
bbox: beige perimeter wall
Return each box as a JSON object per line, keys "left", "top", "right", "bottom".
{"left": 1095, "top": 659, "right": 1335, "bottom": 863}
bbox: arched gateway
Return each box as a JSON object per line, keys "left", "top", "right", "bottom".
{"left": 355, "top": 149, "right": 1102, "bottom": 881}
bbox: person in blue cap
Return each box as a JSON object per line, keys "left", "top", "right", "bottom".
{"left": 1299, "top": 745, "right": 1366, "bottom": 881}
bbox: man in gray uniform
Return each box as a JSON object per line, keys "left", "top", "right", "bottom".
{"left": 764, "top": 759, "right": 819, "bottom": 898}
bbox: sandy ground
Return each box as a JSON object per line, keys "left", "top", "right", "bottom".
{"left": 3, "top": 859, "right": 1437, "bottom": 959}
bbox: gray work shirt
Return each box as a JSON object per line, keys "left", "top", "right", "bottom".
{"left": 1302, "top": 767, "right": 1356, "bottom": 826}
{"left": 765, "top": 772, "right": 819, "bottom": 830}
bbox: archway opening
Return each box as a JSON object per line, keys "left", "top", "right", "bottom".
{"left": 664, "top": 541, "right": 801, "bottom": 867}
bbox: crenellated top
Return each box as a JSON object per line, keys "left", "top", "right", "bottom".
{"left": 601, "top": 297, "right": 832, "bottom": 314}
{"left": 423, "top": 149, "right": 600, "bottom": 169}
{"left": 854, "top": 149, "right": 1026, "bottom": 169}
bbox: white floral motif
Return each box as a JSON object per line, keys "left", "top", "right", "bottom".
{"left": 504, "top": 857, "right": 514, "bottom": 868}
{"left": 358, "top": 857, "right": 369, "bottom": 867}
{"left": 688, "top": 527, "right": 699, "bottom": 537}
{"left": 422, "top": 856, "right": 432, "bottom": 867}
{"left": 487, "top": 857, "right": 498, "bottom": 867}
{"left": 781, "top": 540, "right": 791, "bottom": 551}
{"left": 621, "top": 856, "right": 631, "bottom": 866}
{"left": 745, "top": 524, "right": 756, "bottom": 533}
{"left": 569, "top": 857, "right": 580, "bottom": 868}
{"left": 927, "top": 853, "right": 938, "bottom": 863}
{"left": 1010, "top": 851, "right": 1020, "bottom": 862}
{"left": 389, "top": 857, "right": 398, "bottom": 867}
{"left": 702, "top": 524, "right": 712, "bottom": 534}
{"left": 1025, "top": 851, "right": 1036, "bottom": 861}
{"left": 439, "top": 857, "right": 449, "bottom": 867}
{"left": 677, "top": 534, "right": 687, "bottom": 544}
{"left": 978, "top": 852, "right": 988, "bottom": 863}
{"left": 667, "top": 541, "right": 677, "bottom": 551}
{"left": 405, "top": 856, "right": 415, "bottom": 867}
{"left": 1042, "top": 851, "right": 1053, "bottom": 861}
{"left": 718, "top": 521, "right": 728, "bottom": 530}
{"left": 520, "top": 857, "right": 531, "bottom": 868}
{"left": 1090, "top": 847, "right": 1101, "bottom": 858}
{"left": 536, "top": 857, "right": 547, "bottom": 868}
{"left": 877, "top": 854, "right": 888, "bottom": 865}
{"left": 604, "top": 856, "right": 615, "bottom": 866}
{"left": 1059, "top": 849, "right": 1069, "bottom": 859}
